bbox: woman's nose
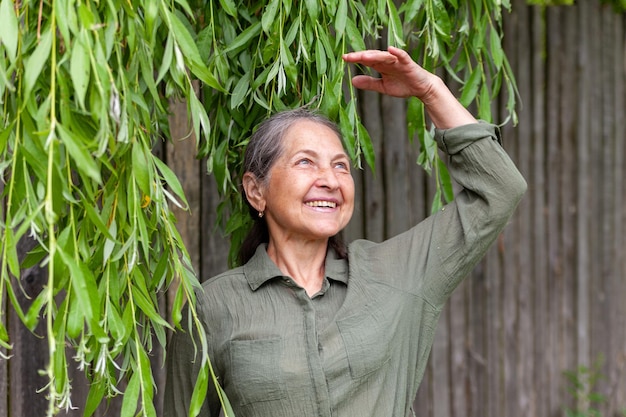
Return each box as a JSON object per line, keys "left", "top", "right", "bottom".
{"left": 316, "top": 166, "right": 340, "bottom": 189}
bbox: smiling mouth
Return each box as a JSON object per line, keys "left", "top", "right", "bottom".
{"left": 305, "top": 200, "right": 337, "bottom": 208}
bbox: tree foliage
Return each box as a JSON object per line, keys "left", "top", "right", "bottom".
{"left": 1, "top": 0, "right": 518, "bottom": 415}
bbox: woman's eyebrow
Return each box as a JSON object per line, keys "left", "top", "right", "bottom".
{"left": 293, "top": 149, "right": 349, "bottom": 160}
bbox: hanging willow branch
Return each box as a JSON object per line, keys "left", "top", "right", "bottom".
{"left": 196, "top": 0, "right": 519, "bottom": 264}
{"left": 1, "top": 0, "right": 518, "bottom": 416}
{"left": 0, "top": 0, "right": 219, "bottom": 415}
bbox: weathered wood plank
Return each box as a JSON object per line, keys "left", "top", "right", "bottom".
{"left": 545, "top": 6, "right": 564, "bottom": 416}
{"left": 557, "top": 5, "right": 580, "bottom": 414}
{"left": 8, "top": 238, "right": 48, "bottom": 416}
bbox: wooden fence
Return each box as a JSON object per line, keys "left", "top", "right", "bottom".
{"left": 1, "top": 0, "right": 625, "bottom": 416}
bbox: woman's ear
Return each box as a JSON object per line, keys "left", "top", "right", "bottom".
{"left": 242, "top": 172, "right": 266, "bottom": 213}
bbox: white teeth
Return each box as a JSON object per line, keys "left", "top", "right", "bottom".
{"left": 306, "top": 200, "right": 337, "bottom": 208}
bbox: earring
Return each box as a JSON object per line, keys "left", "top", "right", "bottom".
{"left": 258, "top": 211, "right": 264, "bottom": 218}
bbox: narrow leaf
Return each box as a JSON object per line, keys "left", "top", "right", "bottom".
{"left": 189, "top": 365, "right": 209, "bottom": 417}
{"left": 230, "top": 75, "right": 250, "bottom": 109}
{"left": 57, "top": 124, "right": 102, "bottom": 184}
{"left": 120, "top": 371, "right": 140, "bottom": 417}
{"left": 219, "top": 0, "right": 237, "bottom": 17}
{"left": 153, "top": 155, "right": 190, "bottom": 209}
{"left": 334, "top": 0, "right": 348, "bottom": 39}
{"left": 304, "top": 0, "right": 319, "bottom": 20}
{"left": 23, "top": 30, "right": 52, "bottom": 99}
{"left": 223, "top": 21, "right": 262, "bottom": 55}
{"left": 459, "top": 66, "right": 482, "bottom": 107}
{"left": 70, "top": 31, "right": 91, "bottom": 109}
{"left": 0, "top": 0, "right": 18, "bottom": 62}
{"left": 262, "top": 0, "right": 279, "bottom": 33}
{"left": 131, "top": 144, "right": 152, "bottom": 196}
{"left": 83, "top": 379, "right": 106, "bottom": 417}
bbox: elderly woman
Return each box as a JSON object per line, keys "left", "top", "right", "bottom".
{"left": 164, "top": 47, "right": 526, "bottom": 417}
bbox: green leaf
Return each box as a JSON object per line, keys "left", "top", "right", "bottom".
{"left": 70, "top": 31, "right": 91, "bottom": 109}
{"left": 334, "top": 0, "right": 348, "bottom": 40}
{"left": 24, "top": 291, "right": 47, "bottom": 332}
{"left": 56, "top": 247, "right": 101, "bottom": 332}
{"left": 437, "top": 158, "right": 454, "bottom": 203}
{"left": 189, "top": 365, "right": 209, "bottom": 417}
{"left": 120, "top": 371, "right": 140, "bottom": 417}
{"left": 165, "top": 9, "right": 222, "bottom": 91}
{"left": 131, "top": 143, "right": 152, "bottom": 197}
{"left": 137, "top": 348, "right": 154, "bottom": 398}
{"left": 345, "top": 18, "right": 366, "bottom": 52}
{"left": 3, "top": 227, "right": 20, "bottom": 278}
{"left": 219, "top": 0, "right": 238, "bottom": 17}
{"left": 103, "top": 219, "right": 117, "bottom": 264}
{"left": 153, "top": 155, "right": 190, "bottom": 209}
{"left": 0, "top": 324, "right": 9, "bottom": 347}
{"left": 224, "top": 21, "right": 262, "bottom": 55}
{"left": 304, "top": 0, "right": 319, "bottom": 20}
{"left": 83, "top": 379, "right": 106, "bottom": 417}
{"left": 134, "top": 290, "right": 171, "bottom": 329}
{"left": 82, "top": 199, "right": 114, "bottom": 240}
{"left": 23, "top": 30, "right": 52, "bottom": 99}
{"left": 107, "top": 304, "right": 126, "bottom": 341}
{"left": 490, "top": 27, "right": 503, "bottom": 70}
{"left": 171, "top": 285, "right": 184, "bottom": 327}
{"left": 387, "top": 0, "right": 405, "bottom": 47}
{"left": 230, "top": 75, "right": 251, "bottom": 109}
{"left": 156, "top": 34, "right": 174, "bottom": 84}
{"left": 66, "top": 293, "right": 85, "bottom": 339}
{"left": 188, "top": 88, "right": 211, "bottom": 145}
{"left": 315, "top": 38, "right": 327, "bottom": 75}
{"left": 478, "top": 83, "right": 492, "bottom": 121}
{"left": 57, "top": 124, "right": 102, "bottom": 184}
{"left": 0, "top": 0, "right": 18, "bottom": 62}
{"left": 262, "top": 0, "right": 280, "bottom": 33}
{"left": 357, "top": 121, "right": 375, "bottom": 171}
{"left": 217, "top": 384, "right": 236, "bottom": 417}
{"left": 459, "top": 66, "right": 482, "bottom": 107}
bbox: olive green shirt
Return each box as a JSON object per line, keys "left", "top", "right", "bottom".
{"left": 164, "top": 123, "right": 527, "bottom": 417}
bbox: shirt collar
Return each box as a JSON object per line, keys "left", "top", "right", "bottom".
{"left": 243, "top": 244, "right": 349, "bottom": 291}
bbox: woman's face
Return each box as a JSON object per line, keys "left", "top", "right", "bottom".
{"left": 261, "top": 120, "right": 355, "bottom": 245}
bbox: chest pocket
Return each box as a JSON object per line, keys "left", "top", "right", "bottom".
{"left": 336, "top": 303, "right": 396, "bottom": 379}
{"left": 228, "top": 338, "right": 287, "bottom": 405}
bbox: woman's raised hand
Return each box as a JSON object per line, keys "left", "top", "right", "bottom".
{"left": 343, "top": 46, "right": 476, "bottom": 129}
{"left": 342, "top": 46, "right": 436, "bottom": 101}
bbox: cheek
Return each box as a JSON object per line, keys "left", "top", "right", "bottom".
{"left": 342, "top": 178, "right": 356, "bottom": 206}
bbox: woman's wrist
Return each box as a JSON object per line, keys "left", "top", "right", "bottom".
{"left": 421, "top": 77, "right": 477, "bottom": 129}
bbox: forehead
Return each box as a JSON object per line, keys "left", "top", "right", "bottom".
{"left": 282, "top": 119, "right": 345, "bottom": 152}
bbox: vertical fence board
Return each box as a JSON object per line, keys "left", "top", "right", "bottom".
{"left": 545, "top": 6, "right": 564, "bottom": 416}
{"left": 355, "top": 88, "right": 385, "bottom": 242}
{"left": 8, "top": 241, "right": 48, "bottom": 417}
{"left": 609, "top": 11, "right": 626, "bottom": 412}
{"left": 558, "top": 5, "right": 579, "bottom": 415}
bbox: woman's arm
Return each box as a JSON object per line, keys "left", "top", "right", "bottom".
{"left": 344, "top": 47, "right": 527, "bottom": 306}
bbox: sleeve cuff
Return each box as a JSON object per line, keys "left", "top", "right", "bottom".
{"left": 435, "top": 122, "right": 502, "bottom": 155}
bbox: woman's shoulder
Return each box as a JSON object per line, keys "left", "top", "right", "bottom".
{"left": 196, "top": 265, "right": 249, "bottom": 302}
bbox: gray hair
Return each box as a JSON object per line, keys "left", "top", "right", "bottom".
{"left": 243, "top": 108, "right": 343, "bottom": 187}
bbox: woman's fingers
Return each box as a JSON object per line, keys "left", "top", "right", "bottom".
{"left": 350, "top": 75, "right": 385, "bottom": 93}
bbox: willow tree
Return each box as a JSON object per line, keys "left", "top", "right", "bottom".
{"left": 1, "top": 0, "right": 518, "bottom": 415}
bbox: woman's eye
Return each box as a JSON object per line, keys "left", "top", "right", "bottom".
{"left": 297, "top": 158, "right": 311, "bottom": 165}
{"left": 334, "top": 161, "right": 348, "bottom": 170}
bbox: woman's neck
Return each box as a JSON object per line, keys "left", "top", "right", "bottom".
{"left": 266, "top": 238, "right": 328, "bottom": 297}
